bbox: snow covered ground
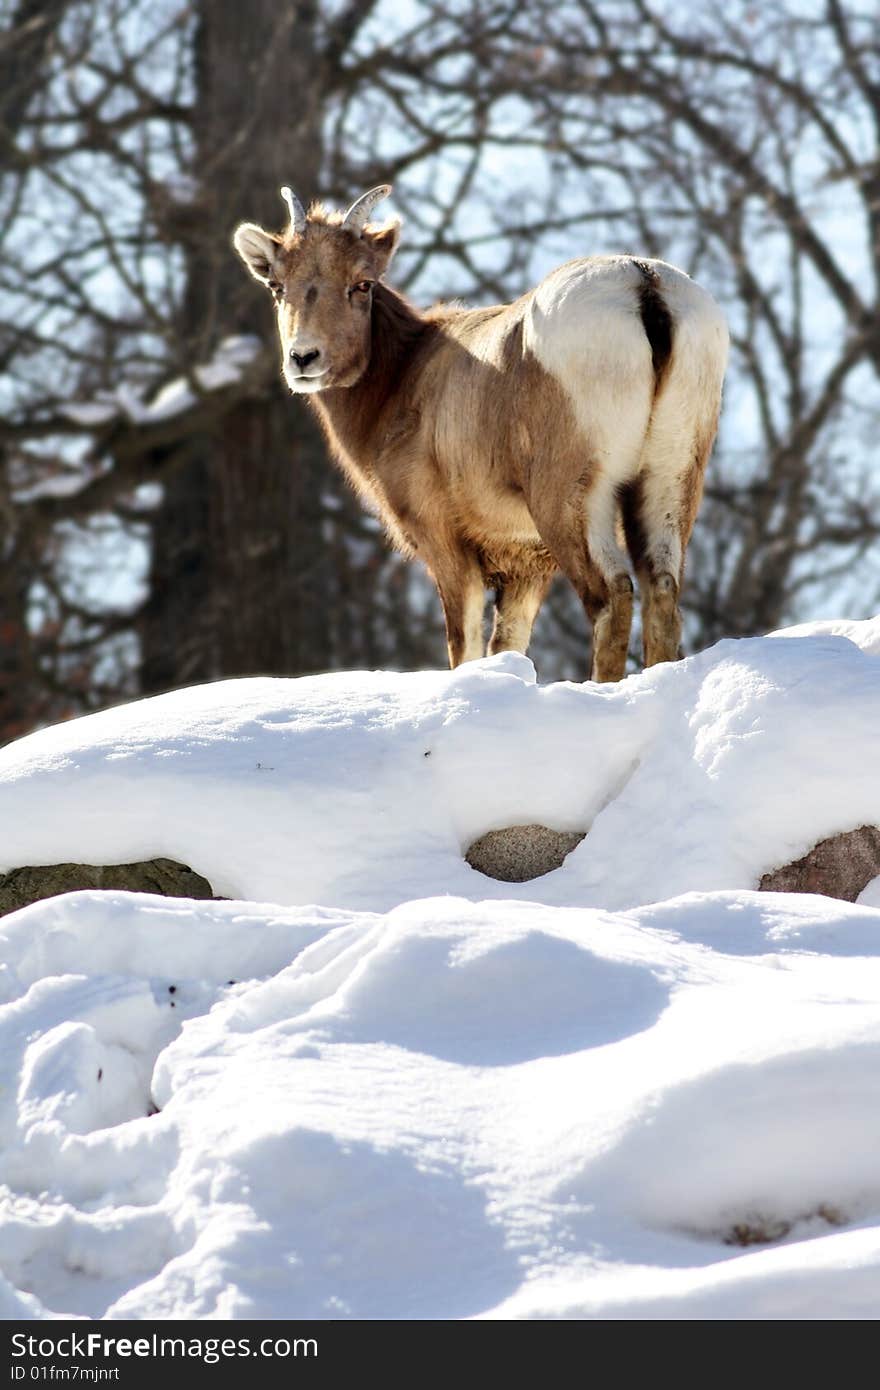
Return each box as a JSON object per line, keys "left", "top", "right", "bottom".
{"left": 1, "top": 617, "right": 880, "bottom": 1319}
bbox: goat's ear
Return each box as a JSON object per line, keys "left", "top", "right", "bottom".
{"left": 232, "top": 223, "right": 284, "bottom": 286}
{"left": 363, "top": 217, "right": 402, "bottom": 274}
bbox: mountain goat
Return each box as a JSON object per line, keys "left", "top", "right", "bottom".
{"left": 233, "top": 185, "right": 728, "bottom": 679}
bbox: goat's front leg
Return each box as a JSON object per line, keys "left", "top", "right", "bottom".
{"left": 489, "top": 572, "right": 552, "bottom": 656}
{"left": 428, "top": 547, "right": 486, "bottom": 667}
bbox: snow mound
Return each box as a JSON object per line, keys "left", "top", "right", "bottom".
{"left": 1, "top": 889, "right": 880, "bottom": 1318}
{"left": 2, "top": 617, "right": 880, "bottom": 1320}
{"left": 1, "top": 628, "right": 879, "bottom": 912}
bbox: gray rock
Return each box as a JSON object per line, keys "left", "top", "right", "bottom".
{"left": 465, "top": 824, "right": 586, "bottom": 883}
{"left": 759, "top": 826, "right": 880, "bottom": 902}
{"left": 0, "top": 859, "right": 217, "bottom": 917}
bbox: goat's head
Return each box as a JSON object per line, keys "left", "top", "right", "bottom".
{"left": 233, "top": 185, "right": 401, "bottom": 393}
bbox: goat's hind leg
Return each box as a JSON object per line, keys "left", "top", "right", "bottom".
{"left": 589, "top": 571, "right": 635, "bottom": 681}
{"left": 621, "top": 439, "right": 711, "bottom": 669}
{"left": 625, "top": 306, "right": 723, "bottom": 668}
{"left": 582, "top": 471, "right": 636, "bottom": 681}
{"left": 528, "top": 473, "right": 633, "bottom": 682}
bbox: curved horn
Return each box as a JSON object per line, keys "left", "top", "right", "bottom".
{"left": 280, "top": 185, "right": 307, "bottom": 236}
{"left": 342, "top": 184, "right": 392, "bottom": 234}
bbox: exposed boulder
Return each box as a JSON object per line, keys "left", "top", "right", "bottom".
{"left": 0, "top": 859, "right": 216, "bottom": 917}
{"left": 759, "top": 826, "right": 880, "bottom": 902}
{"left": 467, "top": 823, "right": 880, "bottom": 899}
{"left": 465, "top": 824, "right": 586, "bottom": 883}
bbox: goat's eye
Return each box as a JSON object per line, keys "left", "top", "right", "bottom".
{"left": 350, "top": 280, "right": 373, "bottom": 297}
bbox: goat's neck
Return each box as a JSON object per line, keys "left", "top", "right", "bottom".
{"left": 311, "top": 284, "right": 434, "bottom": 467}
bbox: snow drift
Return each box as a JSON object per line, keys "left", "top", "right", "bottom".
{"left": 1, "top": 617, "right": 879, "bottom": 1319}
{"left": 2, "top": 616, "right": 880, "bottom": 911}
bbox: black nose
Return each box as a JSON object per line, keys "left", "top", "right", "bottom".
{"left": 290, "top": 348, "right": 320, "bottom": 370}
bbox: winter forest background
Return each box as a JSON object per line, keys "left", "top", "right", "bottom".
{"left": 2, "top": 0, "right": 878, "bottom": 743}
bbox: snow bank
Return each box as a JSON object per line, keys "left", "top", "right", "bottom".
{"left": 2, "top": 626, "right": 879, "bottom": 911}
{"left": 2, "top": 617, "right": 880, "bottom": 1320}
{"left": 2, "top": 888, "right": 880, "bottom": 1319}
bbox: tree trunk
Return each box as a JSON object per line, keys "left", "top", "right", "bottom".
{"left": 141, "top": 0, "right": 336, "bottom": 690}
{"left": 0, "top": 466, "right": 39, "bottom": 744}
